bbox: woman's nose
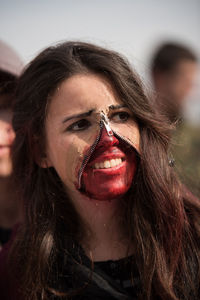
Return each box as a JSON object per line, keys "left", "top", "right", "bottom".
{"left": 0, "top": 123, "right": 15, "bottom": 144}
{"left": 97, "top": 127, "right": 119, "bottom": 148}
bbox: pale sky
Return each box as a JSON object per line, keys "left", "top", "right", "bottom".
{"left": 1, "top": 0, "right": 200, "bottom": 123}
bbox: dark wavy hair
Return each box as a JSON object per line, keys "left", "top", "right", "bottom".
{"left": 10, "top": 41, "right": 200, "bottom": 299}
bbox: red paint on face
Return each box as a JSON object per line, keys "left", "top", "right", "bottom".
{"left": 81, "top": 128, "right": 137, "bottom": 200}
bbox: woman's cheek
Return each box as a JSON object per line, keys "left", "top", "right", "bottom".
{"left": 61, "top": 138, "right": 91, "bottom": 190}
{"left": 74, "top": 144, "right": 91, "bottom": 189}
{"left": 59, "top": 129, "right": 102, "bottom": 190}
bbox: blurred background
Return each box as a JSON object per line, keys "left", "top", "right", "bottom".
{"left": 1, "top": 0, "right": 200, "bottom": 122}
{"left": 0, "top": 0, "right": 200, "bottom": 195}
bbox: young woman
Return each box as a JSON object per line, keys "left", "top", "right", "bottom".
{"left": 0, "top": 41, "right": 200, "bottom": 300}
{"left": 0, "top": 40, "right": 23, "bottom": 249}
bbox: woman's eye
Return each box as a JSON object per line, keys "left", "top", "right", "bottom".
{"left": 67, "top": 119, "right": 91, "bottom": 132}
{"left": 111, "top": 111, "right": 130, "bottom": 123}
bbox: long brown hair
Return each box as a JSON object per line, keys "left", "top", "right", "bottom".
{"left": 11, "top": 41, "right": 200, "bottom": 299}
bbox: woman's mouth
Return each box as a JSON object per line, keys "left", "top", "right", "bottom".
{"left": 0, "top": 145, "right": 11, "bottom": 156}
{"left": 79, "top": 128, "right": 139, "bottom": 200}
{"left": 92, "top": 157, "right": 125, "bottom": 169}
{"left": 81, "top": 149, "right": 137, "bottom": 200}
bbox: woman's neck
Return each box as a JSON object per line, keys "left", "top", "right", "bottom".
{"left": 68, "top": 190, "right": 132, "bottom": 261}
{"left": 0, "top": 176, "right": 21, "bottom": 228}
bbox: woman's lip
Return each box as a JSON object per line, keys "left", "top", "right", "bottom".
{"left": 0, "top": 146, "right": 11, "bottom": 151}
{"left": 0, "top": 144, "right": 11, "bottom": 147}
{"left": 0, "top": 145, "right": 11, "bottom": 149}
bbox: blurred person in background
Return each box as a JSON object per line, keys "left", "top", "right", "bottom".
{"left": 151, "top": 42, "right": 200, "bottom": 197}
{"left": 0, "top": 40, "right": 23, "bottom": 249}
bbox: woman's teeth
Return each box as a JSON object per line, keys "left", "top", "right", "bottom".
{"left": 93, "top": 158, "right": 122, "bottom": 169}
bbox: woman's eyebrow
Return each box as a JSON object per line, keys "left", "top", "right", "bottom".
{"left": 62, "top": 109, "right": 95, "bottom": 123}
{"left": 109, "top": 104, "right": 127, "bottom": 110}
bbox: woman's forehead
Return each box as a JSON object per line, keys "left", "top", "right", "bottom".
{"left": 48, "top": 74, "right": 124, "bottom": 117}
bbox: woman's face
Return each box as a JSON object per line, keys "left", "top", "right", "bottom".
{"left": 43, "top": 74, "right": 140, "bottom": 201}
{"left": 0, "top": 108, "right": 15, "bottom": 177}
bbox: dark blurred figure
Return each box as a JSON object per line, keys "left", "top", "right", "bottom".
{"left": 151, "top": 42, "right": 200, "bottom": 197}
{"left": 0, "top": 40, "right": 23, "bottom": 249}
{"left": 151, "top": 42, "right": 197, "bottom": 123}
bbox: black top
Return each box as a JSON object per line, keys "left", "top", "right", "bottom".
{"left": 0, "top": 227, "right": 11, "bottom": 246}
{"left": 50, "top": 243, "right": 141, "bottom": 300}
{"left": 94, "top": 256, "right": 141, "bottom": 299}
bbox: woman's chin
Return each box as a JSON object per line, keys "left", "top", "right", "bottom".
{"left": 0, "top": 159, "right": 12, "bottom": 177}
{"left": 82, "top": 183, "right": 130, "bottom": 201}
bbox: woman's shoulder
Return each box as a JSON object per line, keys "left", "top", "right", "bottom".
{"left": 0, "top": 224, "right": 22, "bottom": 300}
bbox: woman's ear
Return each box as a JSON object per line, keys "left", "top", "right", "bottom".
{"left": 32, "top": 136, "right": 52, "bottom": 168}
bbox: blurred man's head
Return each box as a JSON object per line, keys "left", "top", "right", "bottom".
{"left": 0, "top": 40, "right": 23, "bottom": 177}
{"left": 151, "top": 42, "right": 198, "bottom": 122}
